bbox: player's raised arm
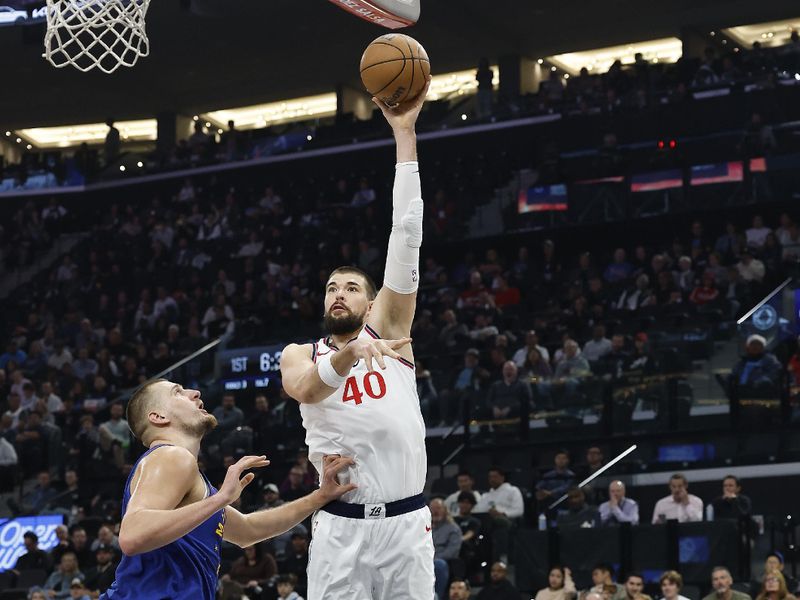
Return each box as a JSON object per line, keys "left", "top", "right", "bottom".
{"left": 369, "top": 77, "right": 431, "bottom": 339}
{"left": 281, "top": 336, "right": 413, "bottom": 403}
{"left": 222, "top": 455, "right": 357, "bottom": 547}
{"left": 118, "top": 446, "right": 267, "bottom": 555}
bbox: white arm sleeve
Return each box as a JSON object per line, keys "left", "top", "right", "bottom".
{"left": 383, "top": 161, "right": 423, "bottom": 294}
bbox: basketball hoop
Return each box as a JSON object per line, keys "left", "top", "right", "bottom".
{"left": 43, "top": 0, "right": 151, "bottom": 74}
{"left": 328, "top": 0, "right": 420, "bottom": 29}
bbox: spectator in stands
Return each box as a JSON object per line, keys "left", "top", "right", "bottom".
{"left": 583, "top": 325, "right": 612, "bottom": 362}
{"left": 474, "top": 466, "right": 524, "bottom": 562}
{"left": 279, "top": 466, "right": 312, "bottom": 502}
{"left": 440, "top": 348, "right": 490, "bottom": 425}
{"left": 514, "top": 330, "right": 551, "bottom": 366}
{"left": 690, "top": 271, "right": 720, "bottom": 306}
{"left": 729, "top": 335, "right": 782, "bottom": 395}
{"left": 599, "top": 480, "right": 639, "bottom": 526}
{"left": 69, "top": 579, "right": 91, "bottom": 600}
{"left": 44, "top": 552, "right": 84, "bottom": 600}
{"left": 259, "top": 483, "right": 284, "bottom": 510}
{"left": 604, "top": 249, "right": 634, "bottom": 283}
{"left": 444, "top": 471, "right": 481, "bottom": 515}
{"left": 536, "top": 565, "right": 577, "bottom": 600}
{"left": 755, "top": 571, "right": 796, "bottom": 600}
{"left": 741, "top": 114, "right": 777, "bottom": 158}
{"left": 276, "top": 573, "right": 304, "bottom": 600}
{"left": 652, "top": 473, "right": 703, "bottom": 524}
{"left": 82, "top": 545, "right": 117, "bottom": 595}
{"left": 450, "top": 579, "right": 472, "bottom": 600}
{"left": 556, "top": 487, "right": 600, "bottom": 529}
{"left": 98, "top": 402, "right": 129, "bottom": 469}
{"left": 12, "top": 531, "right": 50, "bottom": 573}
{"left": 430, "top": 498, "right": 462, "bottom": 600}
{"left": 4, "top": 393, "right": 23, "bottom": 428}
{"left": 536, "top": 450, "right": 576, "bottom": 503}
{"left": 521, "top": 347, "right": 553, "bottom": 382}
{"left": 221, "top": 543, "right": 278, "bottom": 597}
{"left": 589, "top": 563, "right": 622, "bottom": 597}
{"left": 90, "top": 525, "right": 120, "bottom": 552}
{"left": 486, "top": 361, "right": 531, "bottom": 419}
{"left": 453, "top": 491, "right": 481, "bottom": 565}
{"left": 58, "top": 526, "right": 94, "bottom": 570}
{"left": 624, "top": 573, "right": 652, "bottom": 600}
{"left": 660, "top": 570, "right": 691, "bottom": 600}
{"left": 279, "top": 533, "right": 309, "bottom": 592}
{"left": 625, "top": 333, "right": 656, "bottom": 375}
{"left": 213, "top": 393, "right": 244, "bottom": 436}
{"left": 477, "top": 561, "right": 520, "bottom": 600}
{"left": 188, "top": 121, "right": 211, "bottom": 158}
{"left": 12, "top": 470, "right": 58, "bottom": 515}
{"left": 476, "top": 58, "right": 494, "bottom": 119}
{"left": 415, "top": 360, "right": 438, "bottom": 423}
{"left": 737, "top": 250, "right": 766, "bottom": 283}
{"left": 710, "top": 475, "right": 752, "bottom": 520}
{"left": 616, "top": 274, "right": 654, "bottom": 311}
{"left": 674, "top": 257, "right": 695, "bottom": 294}
{"left": 756, "top": 553, "right": 798, "bottom": 595}
{"left": 703, "top": 567, "right": 752, "bottom": 600}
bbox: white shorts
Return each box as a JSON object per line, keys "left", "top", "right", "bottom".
{"left": 307, "top": 506, "right": 435, "bottom": 600}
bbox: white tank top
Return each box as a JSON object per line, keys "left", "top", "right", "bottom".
{"left": 299, "top": 324, "right": 427, "bottom": 504}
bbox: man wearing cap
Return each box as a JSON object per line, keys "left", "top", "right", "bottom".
{"left": 83, "top": 544, "right": 118, "bottom": 595}
{"left": 69, "top": 578, "right": 91, "bottom": 600}
{"left": 260, "top": 483, "right": 284, "bottom": 510}
{"left": 729, "top": 335, "right": 781, "bottom": 393}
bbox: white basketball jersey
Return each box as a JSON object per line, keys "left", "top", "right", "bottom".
{"left": 299, "top": 324, "right": 427, "bottom": 504}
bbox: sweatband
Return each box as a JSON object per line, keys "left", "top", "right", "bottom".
{"left": 383, "top": 161, "right": 423, "bottom": 294}
{"left": 317, "top": 353, "right": 347, "bottom": 388}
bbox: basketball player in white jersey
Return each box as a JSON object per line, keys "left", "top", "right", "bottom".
{"left": 280, "top": 78, "right": 433, "bottom": 600}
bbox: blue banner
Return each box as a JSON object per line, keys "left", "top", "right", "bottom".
{"left": 0, "top": 515, "right": 64, "bottom": 572}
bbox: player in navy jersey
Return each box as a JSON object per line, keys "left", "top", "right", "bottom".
{"left": 100, "top": 379, "right": 355, "bottom": 599}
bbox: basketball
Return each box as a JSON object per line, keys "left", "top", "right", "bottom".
{"left": 360, "top": 34, "right": 430, "bottom": 108}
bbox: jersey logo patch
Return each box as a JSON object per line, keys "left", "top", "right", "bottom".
{"left": 365, "top": 503, "right": 386, "bottom": 519}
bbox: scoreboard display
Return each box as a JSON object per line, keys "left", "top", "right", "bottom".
{"left": 216, "top": 345, "right": 283, "bottom": 391}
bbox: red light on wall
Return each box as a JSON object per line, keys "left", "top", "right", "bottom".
{"left": 669, "top": 139, "right": 677, "bottom": 149}
{"left": 658, "top": 140, "right": 665, "bottom": 149}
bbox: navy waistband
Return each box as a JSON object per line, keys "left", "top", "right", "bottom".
{"left": 321, "top": 493, "right": 426, "bottom": 519}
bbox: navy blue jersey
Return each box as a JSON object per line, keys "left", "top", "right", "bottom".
{"left": 100, "top": 444, "right": 225, "bottom": 600}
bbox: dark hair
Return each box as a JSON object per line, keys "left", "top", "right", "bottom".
{"left": 555, "top": 449, "right": 570, "bottom": 458}
{"left": 627, "top": 572, "right": 644, "bottom": 583}
{"left": 723, "top": 474, "right": 740, "bottom": 487}
{"left": 457, "top": 492, "right": 477, "bottom": 505}
{"left": 457, "top": 470, "right": 473, "bottom": 479}
{"left": 660, "top": 570, "right": 683, "bottom": 589}
{"left": 670, "top": 473, "right": 688, "bottom": 486}
{"left": 23, "top": 531, "right": 38, "bottom": 543}
{"left": 277, "top": 573, "right": 298, "bottom": 586}
{"left": 549, "top": 565, "right": 567, "bottom": 589}
{"left": 450, "top": 579, "right": 471, "bottom": 591}
{"left": 488, "top": 466, "right": 506, "bottom": 479}
{"left": 327, "top": 266, "right": 378, "bottom": 300}
{"left": 593, "top": 563, "right": 614, "bottom": 576}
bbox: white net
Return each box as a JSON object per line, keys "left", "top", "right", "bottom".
{"left": 43, "top": 0, "right": 151, "bottom": 74}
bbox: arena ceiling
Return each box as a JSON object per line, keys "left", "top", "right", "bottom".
{"left": 1, "top": 0, "right": 798, "bottom": 128}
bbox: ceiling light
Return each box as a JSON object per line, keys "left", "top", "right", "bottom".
{"left": 136, "top": 161, "right": 143, "bottom": 167}
{"left": 192, "top": 116, "right": 199, "bottom": 121}
{"left": 18, "top": 119, "right": 157, "bottom": 149}
{"left": 563, "top": 73, "right": 570, "bottom": 79}
{"left": 724, "top": 19, "right": 800, "bottom": 47}
{"left": 551, "top": 66, "right": 557, "bottom": 72}
{"left": 548, "top": 37, "right": 682, "bottom": 75}
{"left": 537, "top": 59, "right": 544, "bottom": 65}
{"left": 15, "top": 138, "right": 21, "bottom": 143}
{"left": 461, "top": 114, "right": 467, "bottom": 121}
{"left": 26, "top": 144, "right": 32, "bottom": 150}
{"left": 4, "top": 131, "right": 9, "bottom": 136}
{"left": 217, "top": 129, "right": 223, "bottom": 134}
{"left": 119, "top": 165, "right": 126, "bottom": 172}
{"left": 306, "top": 134, "right": 312, "bottom": 141}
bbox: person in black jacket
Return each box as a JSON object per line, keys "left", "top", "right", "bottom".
{"left": 710, "top": 475, "right": 752, "bottom": 520}
{"left": 477, "top": 562, "right": 520, "bottom": 600}
{"left": 12, "top": 531, "right": 50, "bottom": 574}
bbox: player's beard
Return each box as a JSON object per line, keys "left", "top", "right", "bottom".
{"left": 181, "top": 413, "right": 217, "bottom": 438}
{"left": 324, "top": 306, "right": 366, "bottom": 336}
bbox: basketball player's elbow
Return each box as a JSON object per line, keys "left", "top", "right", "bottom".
{"left": 118, "top": 529, "right": 144, "bottom": 556}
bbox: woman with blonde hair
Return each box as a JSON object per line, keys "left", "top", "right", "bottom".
{"left": 659, "top": 570, "right": 691, "bottom": 600}
{"left": 756, "top": 571, "right": 797, "bottom": 600}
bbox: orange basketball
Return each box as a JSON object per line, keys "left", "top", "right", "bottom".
{"left": 360, "top": 34, "right": 430, "bottom": 108}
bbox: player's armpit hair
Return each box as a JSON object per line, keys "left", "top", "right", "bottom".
{"left": 126, "top": 379, "right": 167, "bottom": 441}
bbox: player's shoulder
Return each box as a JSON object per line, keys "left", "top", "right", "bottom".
{"left": 145, "top": 444, "right": 197, "bottom": 470}
{"left": 281, "top": 342, "right": 316, "bottom": 364}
